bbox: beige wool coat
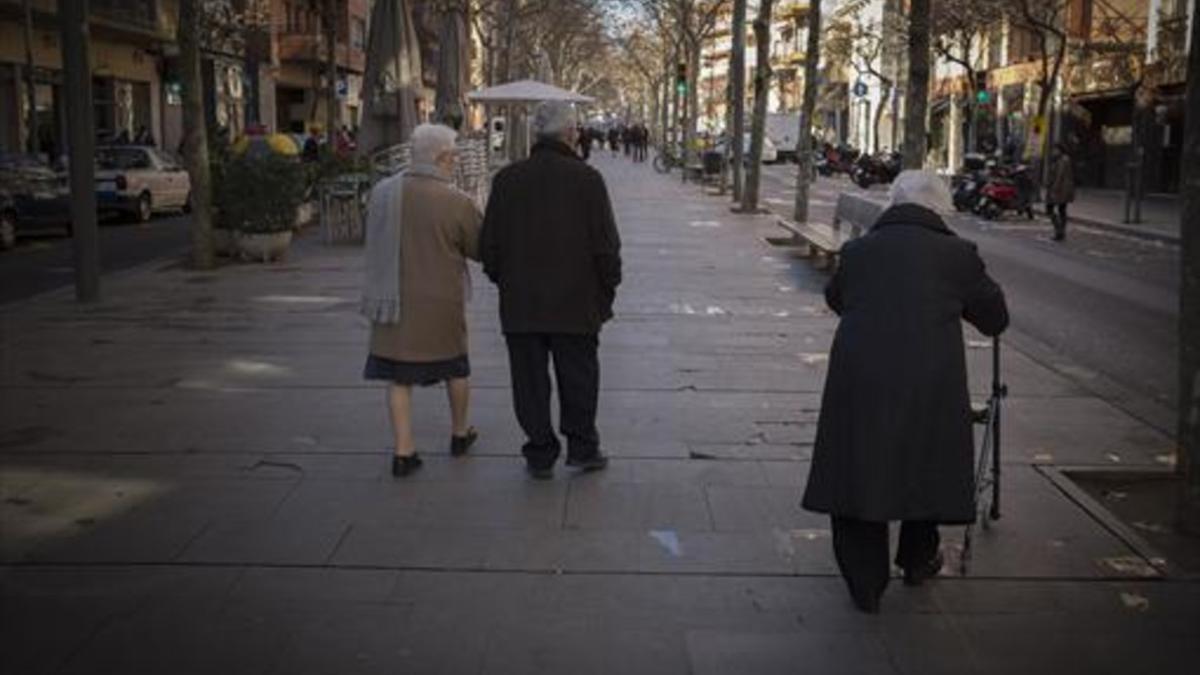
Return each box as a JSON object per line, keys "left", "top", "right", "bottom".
{"left": 368, "top": 174, "right": 482, "bottom": 363}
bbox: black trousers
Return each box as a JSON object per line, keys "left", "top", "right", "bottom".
{"left": 830, "top": 517, "right": 940, "bottom": 606}
{"left": 1048, "top": 202, "right": 1068, "bottom": 239}
{"left": 505, "top": 333, "right": 600, "bottom": 468}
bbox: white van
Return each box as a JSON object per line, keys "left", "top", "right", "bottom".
{"left": 765, "top": 113, "right": 801, "bottom": 163}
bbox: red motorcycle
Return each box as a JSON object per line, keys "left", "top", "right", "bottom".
{"left": 973, "top": 164, "right": 1035, "bottom": 220}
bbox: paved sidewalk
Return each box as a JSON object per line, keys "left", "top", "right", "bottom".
{"left": 1067, "top": 189, "right": 1179, "bottom": 245}
{"left": 1, "top": 155, "right": 1196, "bottom": 674}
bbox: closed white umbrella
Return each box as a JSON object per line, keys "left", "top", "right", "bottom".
{"left": 360, "top": 0, "right": 424, "bottom": 155}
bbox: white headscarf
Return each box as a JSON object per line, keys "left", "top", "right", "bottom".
{"left": 889, "top": 170, "right": 953, "bottom": 214}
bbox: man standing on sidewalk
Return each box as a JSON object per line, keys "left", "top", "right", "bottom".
{"left": 1046, "top": 143, "right": 1075, "bottom": 242}
{"left": 481, "top": 101, "right": 623, "bottom": 479}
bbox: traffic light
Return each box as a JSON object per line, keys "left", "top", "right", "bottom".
{"left": 974, "top": 75, "right": 990, "bottom": 104}
{"left": 675, "top": 62, "right": 688, "bottom": 95}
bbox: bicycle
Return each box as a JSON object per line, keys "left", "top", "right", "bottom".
{"left": 959, "top": 336, "right": 1007, "bottom": 575}
{"left": 653, "top": 144, "right": 684, "bottom": 174}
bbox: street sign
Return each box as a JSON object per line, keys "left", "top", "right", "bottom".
{"left": 852, "top": 80, "right": 868, "bottom": 97}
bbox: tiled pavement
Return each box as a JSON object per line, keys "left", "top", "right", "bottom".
{"left": 1, "top": 154, "right": 1195, "bottom": 674}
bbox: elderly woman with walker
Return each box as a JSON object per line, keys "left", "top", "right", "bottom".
{"left": 802, "top": 171, "right": 1010, "bottom": 613}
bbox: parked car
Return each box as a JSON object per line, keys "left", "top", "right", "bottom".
{"left": 0, "top": 153, "right": 72, "bottom": 250}
{"left": 95, "top": 146, "right": 191, "bottom": 222}
{"left": 714, "top": 133, "right": 779, "bottom": 165}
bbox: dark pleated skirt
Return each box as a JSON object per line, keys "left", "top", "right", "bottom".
{"left": 363, "top": 354, "right": 470, "bottom": 386}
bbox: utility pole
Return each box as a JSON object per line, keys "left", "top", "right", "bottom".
{"left": 902, "top": 0, "right": 931, "bottom": 169}
{"left": 1177, "top": 0, "right": 1200, "bottom": 536}
{"left": 730, "top": 0, "right": 747, "bottom": 201}
{"left": 58, "top": 0, "right": 99, "bottom": 302}
{"left": 793, "top": 0, "right": 821, "bottom": 224}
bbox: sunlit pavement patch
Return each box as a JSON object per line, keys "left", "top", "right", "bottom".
{"left": 799, "top": 353, "right": 829, "bottom": 366}
{"left": 1099, "top": 555, "right": 1161, "bottom": 577}
{"left": 689, "top": 220, "right": 722, "bottom": 228}
{"left": 649, "top": 529, "right": 683, "bottom": 557}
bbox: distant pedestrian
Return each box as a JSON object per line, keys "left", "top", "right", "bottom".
{"left": 577, "top": 123, "right": 591, "bottom": 160}
{"left": 622, "top": 125, "right": 633, "bottom": 158}
{"left": 802, "top": 171, "right": 1009, "bottom": 614}
{"left": 1045, "top": 143, "right": 1075, "bottom": 242}
{"left": 607, "top": 127, "right": 620, "bottom": 156}
{"left": 134, "top": 125, "right": 155, "bottom": 147}
{"left": 361, "top": 123, "right": 483, "bottom": 477}
{"left": 480, "top": 101, "right": 622, "bottom": 479}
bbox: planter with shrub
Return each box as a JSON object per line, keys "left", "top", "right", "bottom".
{"left": 214, "top": 152, "right": 306, "bottom": 262}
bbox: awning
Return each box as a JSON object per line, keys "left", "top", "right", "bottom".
{"left": 466, "top": 79, "right": 595, "bottom": 105}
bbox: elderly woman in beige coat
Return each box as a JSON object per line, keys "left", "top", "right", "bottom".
{"left": 362, "top": 124, "right": 482, "bottom": 477}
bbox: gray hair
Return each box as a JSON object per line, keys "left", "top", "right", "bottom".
{"left": 410, "top": 123, "right": 459, "bottom": 164}
{"left": 531, "top": 101, "right": 577, "bottom": 140}
{"left": 889, "top": 170, "right": 953, "bottom": 214}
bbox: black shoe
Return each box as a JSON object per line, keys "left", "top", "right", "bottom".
{"left": 903, "top": 552, "right": 945, "bottom": 586}
{"left": 852, "top": 594, "right": 881, "bottom": 614}
{"left": 526, "top": 464, "right": 554, "bottom": 480}
{"left": 566, "top": 453, "right": 609, "bottom": 472}
{"left": 450, "top": 428, "right": 478, "bottom": 456}
{"left": 391, "top": 453, "right": 423, "bottom": 477}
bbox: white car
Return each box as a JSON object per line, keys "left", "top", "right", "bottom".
{"left": 715, "top": 133, "right": 779, "bottom": 165}
{"left": 95, "top": 146, "right": 191, "bottom": 222}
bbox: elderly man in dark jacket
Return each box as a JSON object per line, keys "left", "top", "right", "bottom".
{"left": 802, "top": 170, "right": 1009, "bottom": 613}
{"left": 481, "top": 101, "right": 622, "bottom": 479}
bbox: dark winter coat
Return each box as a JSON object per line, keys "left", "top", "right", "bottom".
{"left": 480, "top": 140, "right": 622, "bottom": 335}
{"left": 802, "top": 204, "right": 1009, "bottom": 524}
{"left": 1046, "top": 154, "right": 1075, "bottom": 205}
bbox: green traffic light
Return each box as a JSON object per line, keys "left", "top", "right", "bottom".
{"left": 976, "top": 90, "right": 990, "bottom": 104}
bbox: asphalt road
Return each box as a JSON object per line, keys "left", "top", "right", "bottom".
{"left": 0, "top": 213, "right": 192, "bottom": 305}
{"left": 755, "top": 163, "right": 1180, "bottom": 425}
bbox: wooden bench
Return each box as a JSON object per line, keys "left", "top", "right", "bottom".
{"left": 831, "top": 191, "right": 885, "bottom": 238}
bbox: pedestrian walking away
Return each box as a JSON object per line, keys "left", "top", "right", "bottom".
{"left": 577, "top": 123, "right": 592, "bottom": 161}
{"left": 801, "top": 170, "right": 1009, "bottom": 614}
{"left": 361, "top": 124, "right": 483, "bottom": 478}
{"left": 481, "top": 100, "right": 623, "bottom": 480}
{"left": 608, "top": 126, "right": 621, "bottom": 156}
{"left": 1046, "top": 143, "right": 1075, "bottom": 242}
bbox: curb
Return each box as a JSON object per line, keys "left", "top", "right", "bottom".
{"left": 1069, "top": 215, "right": 1180, "bottom": 246}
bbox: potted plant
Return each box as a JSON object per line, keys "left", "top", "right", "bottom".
{"left": 215, "top": 153, "right": 306, "bottom": 262}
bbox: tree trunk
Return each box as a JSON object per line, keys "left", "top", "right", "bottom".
{"left": 22, "top": 0, "right": 38, "bottom": 154}
{"left": 902, "top": 0, "right": 931, "bottom": 169}
{"left": 793, "top": 0, "right": 821, "bottom": 224}
{"left": 740, "top": 0, "right": 773, "bottom": 212}
{"left": 59, "top": 0, "right": 99, "bottom": 300}
{"left": 179, "top": 0, "right": 214, "bottom": 270}
{"left": 1177, "top": 0, "right": 1200, "bottom": 535}
{"left": 684, "top": 39, "right": 702, "bottom": 174}
{"left": 325, "top": 0, "right": 339, "bottom": 146}
{"left": 730, "top": 0, "right": 748, "bottom": 201}
{"left": 873, "top": 81, "right": 891, "bottom": 153}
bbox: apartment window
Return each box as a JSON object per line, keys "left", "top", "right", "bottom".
{"left": 352, "top": 18, "right": 367, "bottom": 50}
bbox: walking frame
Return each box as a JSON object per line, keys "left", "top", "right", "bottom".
{"left": 959, "top": 337, "right": 1008, "bottom": 575}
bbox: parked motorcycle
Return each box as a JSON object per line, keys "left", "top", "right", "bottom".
{"left": 816, "top": 144, "right": 860, "bottom": 177}
{"left": 851, "top": 151, "right": 902, "bottom": 188}
{"left": 974, "top": 164, "right": 1036, "bottom": 220}
{"left": 952, "top": 154, "right": 991, "bottom": 212}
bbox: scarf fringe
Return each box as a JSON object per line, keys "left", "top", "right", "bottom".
{"left": 360, "top": 297, "right": 403, "bottom": 324}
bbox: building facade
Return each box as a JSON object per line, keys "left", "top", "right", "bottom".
{"left": 273, "top": 0, "right": 368, "bottom": 134}
{"left": 0, "top": 0, "right": 178, "bottom": 156}
{"left": 698, "top": 0, "right": 813, "bottom": 134}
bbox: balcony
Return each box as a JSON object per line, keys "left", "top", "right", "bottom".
{"left": 91, "top": 0, "right": 157, "bottom": 28}
{"left": 278, "top": 34, "right": 365, "bottom": 73}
